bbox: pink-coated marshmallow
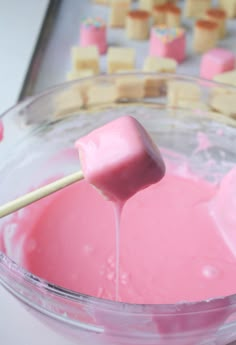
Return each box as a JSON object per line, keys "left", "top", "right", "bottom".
{"left": 200, "top": 48, "right": 235, "bottom": 80}
{"left": 80, "top": 22, "right": 107, "bottom": 55}
{"left": 0, "top": 120, "right": 3, "bottom": 142}
{"left": 149, "top": 27, "right": 186, "bottom": 63}
{"left": 75, "top": 116, "right": 165, "bottom": 202}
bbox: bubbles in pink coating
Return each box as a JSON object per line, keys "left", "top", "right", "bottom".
{"left": 194, "top": 132, "right": 212, "bottom": 154}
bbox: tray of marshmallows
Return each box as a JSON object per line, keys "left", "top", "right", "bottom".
{"left": 52, "top": 0, "right": 236, "bottom": 120}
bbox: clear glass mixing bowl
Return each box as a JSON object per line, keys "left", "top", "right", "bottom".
{"left": 1, "top": 73, "right": 236, "bottom": 345}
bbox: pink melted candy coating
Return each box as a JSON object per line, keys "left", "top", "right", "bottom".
{"left": 3, "top": 163, "right": 236, "bottom": 304}
{"left": 200, "top": 48, "right": 235, "bottom": 80}
{"left": 75, "top": 116, "right": 165, "bottom": 202}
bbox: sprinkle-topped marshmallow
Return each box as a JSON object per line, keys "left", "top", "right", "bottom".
{"left": 80, "top": 17, "right": 107, "bottom": 54}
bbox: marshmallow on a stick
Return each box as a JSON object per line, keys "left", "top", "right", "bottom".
{"left": 75, "top": 116, "right": 165, "bottom": 202}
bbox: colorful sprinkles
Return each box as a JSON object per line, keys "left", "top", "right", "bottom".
{"left": 82, "top": 17, "right": 106, "bottom": 28}
{"left": 154, "top": 26, "right": 184, "bottom": 42}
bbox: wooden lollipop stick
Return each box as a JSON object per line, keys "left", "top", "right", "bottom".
{"left": 0, "top": 170, "right": 84, "bottom": 219}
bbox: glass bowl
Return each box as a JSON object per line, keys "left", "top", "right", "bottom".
{"left": 0, "top": 73, "right": 236, "bottom": 345}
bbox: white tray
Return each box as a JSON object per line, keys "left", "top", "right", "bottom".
{"left": 29, "top": 0, "right": 236, "bottom": 96}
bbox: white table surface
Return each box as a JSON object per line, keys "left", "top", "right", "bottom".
{"left": 0, "top": 0, "right": 49, "bottom": 114}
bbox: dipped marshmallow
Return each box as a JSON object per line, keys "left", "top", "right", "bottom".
{"left": 75, "top": 116, "right": 165, "bottom": 202}
{"left": 80, "top": 17, "right": 107, "bottom": 54}
{"left": 150, "top": 26, "right": 186, "bottom": 63}
{"left": 200, "top": 48, "right": 235, "bottom": 80}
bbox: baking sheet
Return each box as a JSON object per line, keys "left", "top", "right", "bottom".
{"left": 25, "top": 0, "right": 236, "bottom": 97}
